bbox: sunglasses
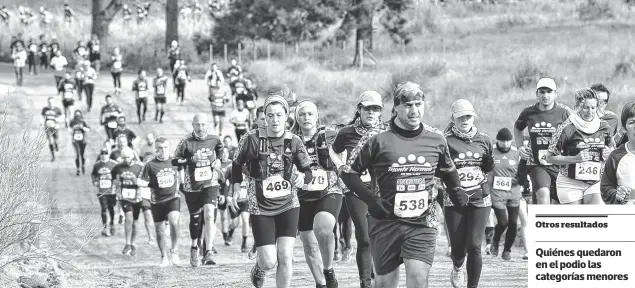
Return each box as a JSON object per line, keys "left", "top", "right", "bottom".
{"left": 100, "top": 152, "right": 109, "bottom": 155}
{"left": 361, "top": 106, "right": 382, "bottom": 112}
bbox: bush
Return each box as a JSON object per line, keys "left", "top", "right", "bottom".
{"left": 613, "top": 55, "right": 635, "bottom": 77}
{"left": 385, "top": 58, "right": 446, "bottom": 99}
{"left": 510, "top": 60, "right": 550, "bottom": 89}
{"left": 577, "top": 0, "right": 614, "bottom": 21}
{"left": 495, "top": 15, "right": 528, "bottom": 30}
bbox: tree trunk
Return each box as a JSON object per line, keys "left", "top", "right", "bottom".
{"left": 165, "top": 0, "right": 179, "bottom": 48}
{"left": 352, "top": 0, "right": 374, "bottom": 66}
{"left": 91, "top": 0, "right": 123, "bottom": 50}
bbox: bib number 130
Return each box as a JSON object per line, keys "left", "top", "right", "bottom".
{"left": 263, "top": 175, "right": 291, "bottom": 199}
{"left": 394, "top": 191, "right": 429, "bottom": 218}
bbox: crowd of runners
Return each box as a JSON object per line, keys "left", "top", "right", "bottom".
{"left": 10, "top": 27, "right": 635, "bottom": 287}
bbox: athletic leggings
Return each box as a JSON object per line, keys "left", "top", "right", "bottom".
{"left": 176, "top": 83, "right": 186, "bottom": 103}
{"left": 75, "top": 79, "right": 84, "bottom": 100}
{"left": 445, "top": 205, "right": 491, "bottom": 288}
{"left": 337, "top": 199, "right": 352, "bottom": 250}
{"left": 83, "top": 83, "right": 94, "bottom": 110}
{"left": 27, "top": 54, "right": 37, "bottom": 74}
{"left": 493, "top": 206, "right": 519, "bottom": 252}
{"left": 136, "top": 99, "right": 147, "bottom": 121}
{"left": 344, "top": 193, "right": 373, "bottom": 285}
{"left": 111, "top": 72, "right": 121, "bottom": 90}
{"left": 98, "top": 195, "right": 116, "bottom": 226}
{"left": 14, "top": 67, "right": 23, "bottom": 85}
{"left": 73, "top": 141, "right": 86, "bottom": 169}
{"left": 40, "top": 54, "right": 48, "bottom": 69}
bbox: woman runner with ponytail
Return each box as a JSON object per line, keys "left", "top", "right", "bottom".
{"left": 444, "top": 99, "right": 495, "bottom": 288}
{"left": 292, "top": 100, "right": 341, "bottom": 288}
{"left": 329, "top": 91, "right": 387, "bottom": 288}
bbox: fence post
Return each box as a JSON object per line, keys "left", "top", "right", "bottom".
{"left": 311, "top": 44, "right": 315, "bottom": 59}
{"left": 295, "top": 43, "right": 299, "bottom": 56}
{"left": 358, "top": 40, "right": 363, "bottom": 69}
{"left": 267, "top": 43, "right": 271, "bottom": 61}
{"left": 253, "top": 42, "right": 257, "bottom": 62}
{"left": 223, "top": 44, "right": 228, "bottom": 66}
{"left": 343, "top": 41, "right": 346, "bottom": 51}
{"left": 209, "top": 44, "right": 213, "bottom": 63}
{"left": 402, "top": 39, "right": 406, "bottom": 55}
{"left": 238, "top": 43, "right": 242, "bottom": 64}
{"left": 282, "top": 43, "right": 286, "bottom": 59}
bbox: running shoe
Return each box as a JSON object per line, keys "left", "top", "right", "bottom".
{"left": 490, "top": 242, "right": 499, "bottom": 257}
{"left": 324, "top": 268, "right": 338, "bottom": 288}
{"left": 341, "top": 247, "right": 352, "bottom": 263}
{"left": 450, "top": 265, "right": 465, "bottom": 288}
{"left": 101, "top": 227, "right": 110, "bottom": 237}
{"left": 333, "top": 250, "right": 341, "bottom": 262}
{"left": 118, "top": 215, "right": 124, "bottom": 225}
{"left": 485, "top": 244, "right": 492, "bottom": 256}
{"left": 202, "top": 250, "right": 216, "bottom": 265}
{"left": 190, "top": 247, "right": 200, "bottom": 267}
{"left": 241, "top": 242, "right": 248, "bottom": 253}
{"left": 76, "top": 169, "right": 80, "bottom": 176}
{"left": 251, "top": 263, "right": 266, "bottom": 288}
{"left": 523, "top": 252, "right": 528, "bottom": 260}
{"left": 170, "top": 249, "right": 180, "bottom": 266}
{"left": 130, "top": 245, "right": 136, "bottom": 257}
{"left": 159, "top": 256, "right": 171, "bottom": 267}
{"left": 122, "top": 245, "right": 132, "bottom": 256}
{"left": 502, "top": 251, "right": 512, "bottom": 261}
{"left": 248, "top": 245, "right": 257, "bottom": 260}
{"left": 147, "top": 238, "right": 155, "bottom": 245}
{"left": 212, "top": 245, "right": 218, "bottom": 254}
{"left": 225, "top": 238, "right": 232, "bottom": 246}
{"left": 446, "top": 246, "right": 452, "bottom": 257}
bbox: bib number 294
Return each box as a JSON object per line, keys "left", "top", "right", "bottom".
{"left": 263, "top": 175, "right": 291, "bottom": 199}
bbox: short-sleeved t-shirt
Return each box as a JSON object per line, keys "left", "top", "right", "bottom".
{"left": 350, "top": 123, "right": 453, "bottom": 228}
{"left": 101, "top": 104, "right": 123, "bottom": 124}
{"left": 173, "top": 133, "right": 223, "bottom": 192}
{"left": 491, "top": 145, "right": 521, "bottom": 192}
{"left": 153, "top": 76, "right": 169, "bottom": 96}
{"left": 91, "top": 159, "right": 118, "bottom": 195}
{"left": 444, "top": 131, "right": 493, "bottom": 207}
{"left": 140, "top": 157, "right": 180, "bottom": 203}
{"left": 111, "top": 162, "right": 144, "bottom": 202}
{"left": 230, "top": 109, "right": 250, "bottom": 130}
{"left": 296, "top": 127, "right": 341, "bottom": 201}
{"left": 41, "top": 106, "right": 62, "bottom": 129}
{"left": 233, "top": 130, "right": 311, "bottom": 216}
{"left": 600, "top": 111, "right": 619, "bottom": 137}
{"left": 132, "top": 78, "right": 150, "bottom": 99}
{"left": 548, "top": 118, "right": 613, "bottom": 184}
{"left": 69, "top": 119, "right": 89, "bottom": 143}
{"left": 113, "top": 128, "right": 137, "bottom": 147}
{"left": 514, "top": 102, "right": 571, "bottom": 166}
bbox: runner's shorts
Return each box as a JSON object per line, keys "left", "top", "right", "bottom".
{"left": 151, "top": 197, "right": 181, "bottom": 223}
{"left": 120, "top": 200, "right": 142, "bottom": 221}
{"left": 45, "top": 127, "right": 58, "bottom": 140}
{"left": 212, "top": 110, "right": 226, "bottom": 117}
{"left": 135, "top": 98, "right": 148, "bottom": 106}
{"left": 298, "top": 194, "right": 342, "bottom": 232}
{"left": 491, "top": 185, "right": 523, "bottom": 209}
{"left": 141, "top": 199, "right": 151, "bottom": 211}
{"left": 251, "top": 208, "right": 300, "bottom": 247}
{"left": 155, "top": 96, "right": 166, "bottom": 104}
{"left": 98, "top": 194, "right": 117, "bottom": 208}
{"left": 228, "top": 201, "right": 249, "bottom": 219}
{"left": 368, "top": 216, "right": 437, "bottom": 275}
{"left": 184, "top": 186, "right": 219, "bottom": 214}
{"left": 528, "top": 165, "right": 559, "bottom": 201}
{"left": 62, "top": 99, "right": 74, "bottom": 108}
{"left": 556, "top": 174, "right": 600, "bottom": 204}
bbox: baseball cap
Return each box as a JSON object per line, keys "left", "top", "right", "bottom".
{"left": 356, "top": 91, "right": 383, "bottom": 107}
{"left": 100, "top": 148, "right": 109, "bottom": 155}
{"left": 536, "top": 78, "right": 556, "bottom": 91}
{"left": 451, "top": 99, "right": 477, "bottom": 119}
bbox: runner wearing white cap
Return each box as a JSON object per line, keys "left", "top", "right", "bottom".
{"left": 546, "top": 88, "right": 614, "bottom": 204}
{"left": 443, "top": 99, "right": 494, "bottom": 288}
{"left": 341, "top": 82, "right": 468, "bottom": 288}
{"left": 514, "top": 77, "right": 572, "bottom": 204}
{"left": 329, "top": 90, "right": 387, "bottom": 288}
{"left": 227, "top": 94, "right": 312, "bottom": 288}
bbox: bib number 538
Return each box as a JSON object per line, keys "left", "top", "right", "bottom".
{"left": 394, "top": 191, "right": 429, "bottom": 218}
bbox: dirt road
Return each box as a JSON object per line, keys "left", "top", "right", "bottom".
{"left": 0, "top": 64, "right": 528, "bottom": 287}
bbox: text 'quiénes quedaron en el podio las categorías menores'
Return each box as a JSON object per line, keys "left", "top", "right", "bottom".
{"left": 528, "top": 205, "right": 635, "bottom": 288}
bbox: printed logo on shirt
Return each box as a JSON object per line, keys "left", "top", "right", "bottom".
{"left": 118, "top": 170, "right": 136, "bottom": 186}
{"left": 530, "top": 122, "right": 556, "bottom": 145}
{"left": 388, "top": 154, "right": 434, "bottom": 173}
{"left": 453, "top": 151, "right": 482, "bottom": 165}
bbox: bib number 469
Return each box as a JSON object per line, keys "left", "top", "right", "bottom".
{"left": 266, "top": 181, "right": 289, "bottom": 191}
{"left": 262, "top": 175, "right": 291, "bottom": 199}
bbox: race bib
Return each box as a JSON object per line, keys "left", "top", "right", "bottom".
{"left": 575, "top": 161, "right": 601, "bottom": 181}
{"left": 238, "top": 184, "right": 248, "bottom": 199}
{"left": 99, "top": 179, "right": 112, "bottom": 189}
{"left": 113, "top": 62, "right": 122, "bottom": 69}
{"left": 360, "top": 170, "right": 371, "bottom": 183}
{"left": 157, "top": 86, "right": 165, "bottom": 94}
{"left": 262, "top": 175, "right": 291, "bottom": 199}
{"left": 138, "top": 90, "right": 148, "bottom": 98}
{"left": 107, "top": 121, "right": 117, "bottom": 129}
{"left": 63, "top": 92, "right": 73, "bottom": 99}
{"left": 45, "top": 119, "right": 56, "bottom": 128}
{"left": 139, "top": 187, "right": 151, "bottom": 199}
{"left": 305, "top": 169, "right": 328, "bottom": 191}
{"left": 73, "top": 132, "right": 83, "bottom": 141}
{"left": 194, "top": 166, "right": 212, "bottom": 181}
{"left": 75, "top": 71, "right": 83, "bottom": 79}
{"left": 394, "top": 191, "right": 429, "bottom": 218}
{"left": 458, "top": 166, "right": 484, "bottom": 188}
{"left": 493, "top": 176, "right": 512, "bottom": 191}
{"left": 158, "top": 175, "right": 175, "bottom": 188}
{"left": 246, "top": 100, "right": 255, "bottom": 109}
{"left": 93, "top": 45, "right": 100, "bottom": 52}
{"left": 178, "top": 71, "right": 186, "bottom": 79}
{"left": 121, "top": 188, "right": 136, "bottom": 199}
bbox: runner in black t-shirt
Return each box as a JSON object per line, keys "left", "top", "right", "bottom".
{"left": 514, "top": 78, "right": 572, "bottom": 204}
{"left": 138, "top": 137, "right": 182, "bottom": 267}
{"left": 341, "top": 82, "right": 467, "bottom": 288}
{"left": 329, "top": 90, "right": 386, "bottom": 288}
